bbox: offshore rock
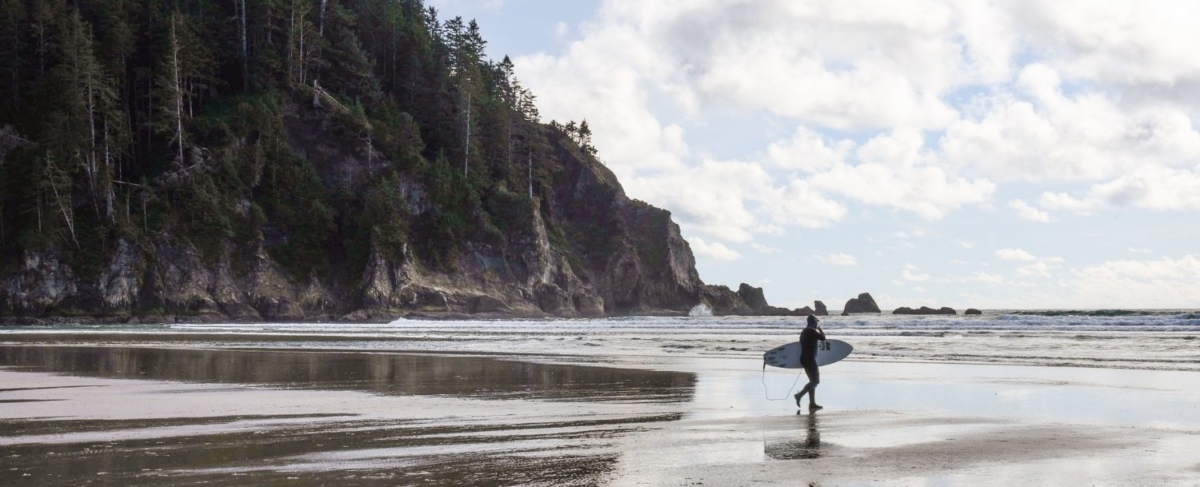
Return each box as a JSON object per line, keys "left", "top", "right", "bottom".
{"left": 814, "top": 300, "right": 828, "bottom": 316}
{"left": 894, "top": 306, "right": 957, "bottom": 315}
{"left": 842, "top": 292, "right": 881, "bottom": 315}
{"left": 701, "top": 283, "right": 810, "bottom": 316}
{"left": 965, "top": 308, "right": 983, "bottom": 315}
{"left": 738, "top": 283, "right": 769, "bottom": 310}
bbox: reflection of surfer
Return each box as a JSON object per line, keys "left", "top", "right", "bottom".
{"left": 804, "top": 411, "right": 820, "bottom": 449}
{"left": 794, "top": 315, "right": 826, "bottom": 412}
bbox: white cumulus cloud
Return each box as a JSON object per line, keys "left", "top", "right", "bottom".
{"left": 1009, "top": 199, "right": 1050, "bottom": 222}
{"left": 689, "top": 237, "right": 742, "bottom": 261}
{"left": 1064, "top": 255, "right": 1200, "bottom": 308}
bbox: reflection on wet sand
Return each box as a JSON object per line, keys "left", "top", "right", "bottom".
{"left": 0, "top": 345, "right": 695, "bottom": 403}
{"left": 0, "top": 345, "right": 697, "bottom": 486}
{"left": 764, "top": 412, "right": 824, "bottom": 460}
{"left": 2, "top": 412, "right": 681, "bottom": 487}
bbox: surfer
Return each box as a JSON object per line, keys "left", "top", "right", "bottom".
{"left": 794, "top": 315, "right": 826, "bottom": 412}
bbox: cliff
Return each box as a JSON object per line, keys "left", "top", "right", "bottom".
{"left": 1, "top": 101, "right": 712, "bottom": 323}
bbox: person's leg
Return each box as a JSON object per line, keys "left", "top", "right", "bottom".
{"left": 808, "top": 366, "right": 822, "bottom": 411}
{"left": 795, "top": 363, "right": 817, "bottom": 406}
{"left": 794, "top": 383, "right": 812, "bottom": 406}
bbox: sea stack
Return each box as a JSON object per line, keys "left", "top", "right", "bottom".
{"left": 814, "top": 300, "right": 828, "bottom": 316}
{"left": 736, "top": 283, "right": 769, "bottom": 310}
{"left": 842, "top": 293, "right": 881, "bottom": 315}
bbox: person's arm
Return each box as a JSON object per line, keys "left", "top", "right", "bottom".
{"left": 816, "top": 327, "right": 826, "bottom": 341}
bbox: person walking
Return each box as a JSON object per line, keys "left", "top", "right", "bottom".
{"left": 794, "top": 315, "right": 826, "bottom": 412}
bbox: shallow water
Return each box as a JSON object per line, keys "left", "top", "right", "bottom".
{"left": 0, "top": 346, "right": 695, "bottom": 403}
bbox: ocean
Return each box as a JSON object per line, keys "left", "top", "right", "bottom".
{"left": 4, "top": 310, "right": 1198, "bottom": 371}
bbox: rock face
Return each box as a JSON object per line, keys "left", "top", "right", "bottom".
{"left": 1, "top": 238, "right": 339, "bottom": 323}
{"left": 965, "top": 308, "right": 982, "bottom": 315}
{"left": 841, "top": 293, "right": 881, "bottom": 315}
{"left": 814, "top": 301, "right": 828, "bottom": 316}
{"left": 893, "top": 306, "right": 957, "bottom": 315}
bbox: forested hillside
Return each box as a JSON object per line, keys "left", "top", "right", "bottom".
{"left": 0, "top": 0, "right": 793, "bottom": 322}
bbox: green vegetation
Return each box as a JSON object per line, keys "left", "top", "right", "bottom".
{"left": 0, "top": 0, "right": 593, "bottom": 283}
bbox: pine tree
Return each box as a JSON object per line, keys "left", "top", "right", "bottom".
{"left": 0, "top": 0, "right": 24, "bottom": 115}
{"left": 154, "top": 11, "right": 214, "bottom": 168}
{"left": 156, "top": 12, "right": 188, "bottom": 167}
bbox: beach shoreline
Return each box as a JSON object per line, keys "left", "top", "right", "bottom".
{"left": 2, "top": 332, "right": 1199, "bottom": 486}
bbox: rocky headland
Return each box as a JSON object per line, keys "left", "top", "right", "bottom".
{"left": 0, "top": 107, "right": 811, "bottom": 324}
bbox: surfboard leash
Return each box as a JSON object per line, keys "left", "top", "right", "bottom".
{"left": 761, "top": 361, "right": 806, "bottom": 401}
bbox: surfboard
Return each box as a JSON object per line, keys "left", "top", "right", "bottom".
{"left": 763, "top": 339, "right": 853, "bottom": 368}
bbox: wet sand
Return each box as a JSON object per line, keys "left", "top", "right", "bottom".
{"left": 2, "top": 342, "right": 1199, "bottom": 486}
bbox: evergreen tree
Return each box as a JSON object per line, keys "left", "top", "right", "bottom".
{"left": 0, "top": 0, "right": 24, "bottom": 116}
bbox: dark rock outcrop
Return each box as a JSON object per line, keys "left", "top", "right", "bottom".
{"left": 814, "top": 301, "right": 828, "bottom": 316}
{"left": 470, "top": 296, "right": 509, "bottom": 314}
{"left": 737, "top": 283, "right": 769, "bottom": 310}
{"left": 894, "top": 306, "right": 956, "bottom": 315}
{"left": 700, "top": 283, "right": 811, "bottom": 316}
{"left": 841, "top": 293, "right": 881, "bottom": 315}
{"left": 965, "top": 308, "right": 983, "bottom": 315}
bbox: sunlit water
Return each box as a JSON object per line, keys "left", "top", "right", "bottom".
{"left": 3, "top": 310, "right": 1198, "bottom": 371}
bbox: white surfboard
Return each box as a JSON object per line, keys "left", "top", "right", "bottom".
{"left": 763, "top": 339, "right": 853, "bottom": 368}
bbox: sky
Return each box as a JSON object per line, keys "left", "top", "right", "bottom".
{"left": 429, "top": 0, "right": 1200, "bottom": 310}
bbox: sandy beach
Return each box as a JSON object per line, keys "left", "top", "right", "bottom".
{"left": 2, "top": 320, "right": 1199, "bottom": 486}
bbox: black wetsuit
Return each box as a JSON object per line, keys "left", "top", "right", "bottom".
{"left": 799, "top": 326, "right": 826, "bottom": 384}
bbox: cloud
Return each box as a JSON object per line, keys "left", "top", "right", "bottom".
{"left": 627, "top": 159, "right": 769, "bottom": 242}
{"left": 775, "top": 128, "right": 997, "bottom": 220}
{"left": 1039, "top": 166, "right": 1200, "bottom": 213}
{"left": 689, "top": 237, "right": 741, "bottom": 261}
{"left": 767, "top": 126, "right": 853, "bottom": 173}
{"left": 816, "top": 253, "right": 858, "bottom": 267}
{"left": 902, "top": 264, "right": 931, "bottom": 282}
{"left": 1064, "top": 255, "right": 1200, "bottom": 308}
{"left": 627, "top": 158, "right": 847, "bottom": 243}
{"left": 1015, "top": 257, "right": 1064, "bottom": 279}
{"left": 517, "top": 0, "right": 1200, "bottom": 223}
{"left": 1128, "top": 247, "right": 1154, "bottom": 254}
{"left": 1011, "top": 0, "right": 1200, "bottom": 86}
{"left": 1009, "top": 199, "right": 1050, "bottom": 222}
{"left": 751, "top": 243, "right": 782, "bottom": 254}
{"left": 995, "top": 248, "right": 1037, "bottom": 261}
{"left": 506, "top": 0, "right": 1200, "bottom": 309}
{"left": 1016, "top": 261, "right": 1053, "bottom": 278}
